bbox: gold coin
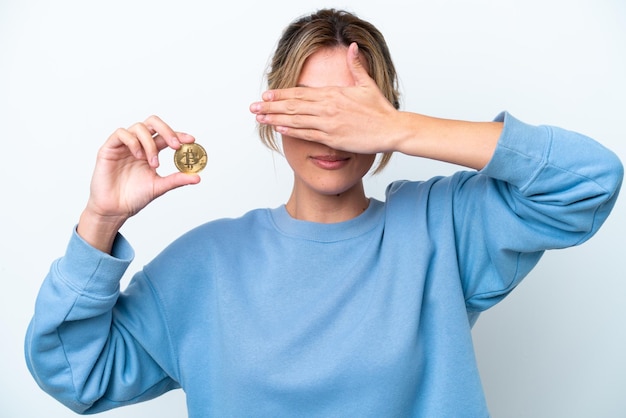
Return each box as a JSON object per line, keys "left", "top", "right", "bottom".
{"left": 174, "top": 143, "right": 207, "bottom": 174}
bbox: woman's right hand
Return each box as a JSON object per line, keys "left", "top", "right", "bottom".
{"left": 77, "top": 115, "right": 201, "bottom": 253}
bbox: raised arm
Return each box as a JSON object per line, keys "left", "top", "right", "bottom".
{"left": 78, "top": 115, "right": 200, "bottom": 253}
{"left": 25, "top": 116, "right": 199, "bottom": 412}
{"left": 250, "top": 42, "right": 502, "bottom": 170}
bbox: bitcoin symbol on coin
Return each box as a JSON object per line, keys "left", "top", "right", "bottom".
{"left": 174, "top": 143, "right": 207, "bottom": 174}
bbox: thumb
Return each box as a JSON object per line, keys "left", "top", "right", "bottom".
{"left": 154, "top": 172, "right": 201, "bottom": 198}
{"left": 347, "top": 42, "right": 374, "bottom": 87}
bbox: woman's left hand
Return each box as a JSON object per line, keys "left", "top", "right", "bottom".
{"left": 249, "top": 42, "right": 401, "bottom": 154}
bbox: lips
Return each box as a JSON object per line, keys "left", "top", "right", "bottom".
{"left": 310, "top": 154, "right": 350, "bottom": 170}
{"left": 313, "top": 154, "right": 350, "bottom": 162}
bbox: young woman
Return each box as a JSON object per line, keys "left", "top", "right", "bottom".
{"left": 25, "top": 9, "right": 622, "bottom": 417}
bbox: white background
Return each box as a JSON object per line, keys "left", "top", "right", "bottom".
{"left": 1, "top": 1, "right": 624, "bottom": 417}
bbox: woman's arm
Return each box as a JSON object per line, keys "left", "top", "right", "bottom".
{"left": 25, "top": 115, "right": 197, "bottom": 412}
{"left": 25, "top": 231, "right": 180, "bottom": 413}
{"left": 250, "top": 42, "right": 502, "bottom": 170}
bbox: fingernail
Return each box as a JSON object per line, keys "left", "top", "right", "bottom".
{"left": 151, "top": 156, "right": 159, "bottom": 166}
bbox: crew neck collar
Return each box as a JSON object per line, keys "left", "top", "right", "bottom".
{"left": 268, "top": 198, "right": 384, "bottom": 242}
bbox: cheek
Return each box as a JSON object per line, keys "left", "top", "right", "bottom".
{"left": 281, "top": 135, "right": 297, "bottom": 157}
{"left": 281, "top": 136, "right": 308, "bottom": 169}
{"left": 357, "top": 155, "right": 377, "bottom": 174}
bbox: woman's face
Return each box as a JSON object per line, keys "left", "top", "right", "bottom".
{"left": 282, "top": 47, "right": 376, "bottom": 199}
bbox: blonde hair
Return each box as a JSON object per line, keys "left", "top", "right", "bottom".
{"left": 259, "top": 9, "right": 400, "bottom": 173}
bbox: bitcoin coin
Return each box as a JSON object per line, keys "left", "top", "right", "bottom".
{"left": 174, "top": 143, "right": 207, "bottom": 174}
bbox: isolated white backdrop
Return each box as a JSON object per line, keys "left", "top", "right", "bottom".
{"left": 1, "top": 1, "right": 624, "bottom": 417}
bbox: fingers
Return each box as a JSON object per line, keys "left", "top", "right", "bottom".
{"left": 108, "top": 115, "right": 195, "bottom": 168}
{"left": 133, "top": 115, "right": 177, "bottom": 168}
{"left": 272, "top": 126, "right": 329, "bottom": 143}
{"left": 152, "top": 131, "right": 195, "bottom": 151}
{"left": 250, "top": 91, "right": 341, "bottom": 143}
{"left": 144, "top": 115, "right": 191, "bottom": 148}
{"left": 249, "top": 43, "right": 375, "bottom": 122}
{"left": 252, "top": 101, "right": 323, "bottom": 126}
{"left": 127, "top": 122, "right": 160, "bottom": 167}
{"left": 250, "top": 90, "right": 327, "bottom": 121}
{"left": 252, "top": 87, "right": 321, "bottom": 109}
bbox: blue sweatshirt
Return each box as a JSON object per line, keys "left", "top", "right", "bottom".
{"left": 25, "top": 113, "right": 623, "bottom": 417}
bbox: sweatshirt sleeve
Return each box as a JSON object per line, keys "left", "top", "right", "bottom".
{"left": 24, "top": 229, "right": 180, "bottom": 414}
{"left": 456, "top": 112, "right": 623, "bottom": 312}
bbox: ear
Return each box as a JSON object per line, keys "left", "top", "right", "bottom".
{"left": 347, "top": 42, "right": 374, "bottom": 87}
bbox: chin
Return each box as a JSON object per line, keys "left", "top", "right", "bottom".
{"left": 314, "top": 181, "right": 362, "bottom": 197}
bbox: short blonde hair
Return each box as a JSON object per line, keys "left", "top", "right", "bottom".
{"left": 259, "top": 9, "right": 400, "bottom": 173}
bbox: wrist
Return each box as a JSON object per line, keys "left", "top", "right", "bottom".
{"left": 77, "top": 209, "right": 127, "bottom": 254}
{"left": 391, "top": 111, "right": 427, "bottom": 154}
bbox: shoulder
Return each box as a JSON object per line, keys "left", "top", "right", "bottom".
{"left": 182, "top": 208, "right": 272, "bottom": 243}
{"left": 184, "top": 207, "right": 275, "bottom": 249}
{"left": 145, "top": 207, "right": 273, "bottom": 273}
